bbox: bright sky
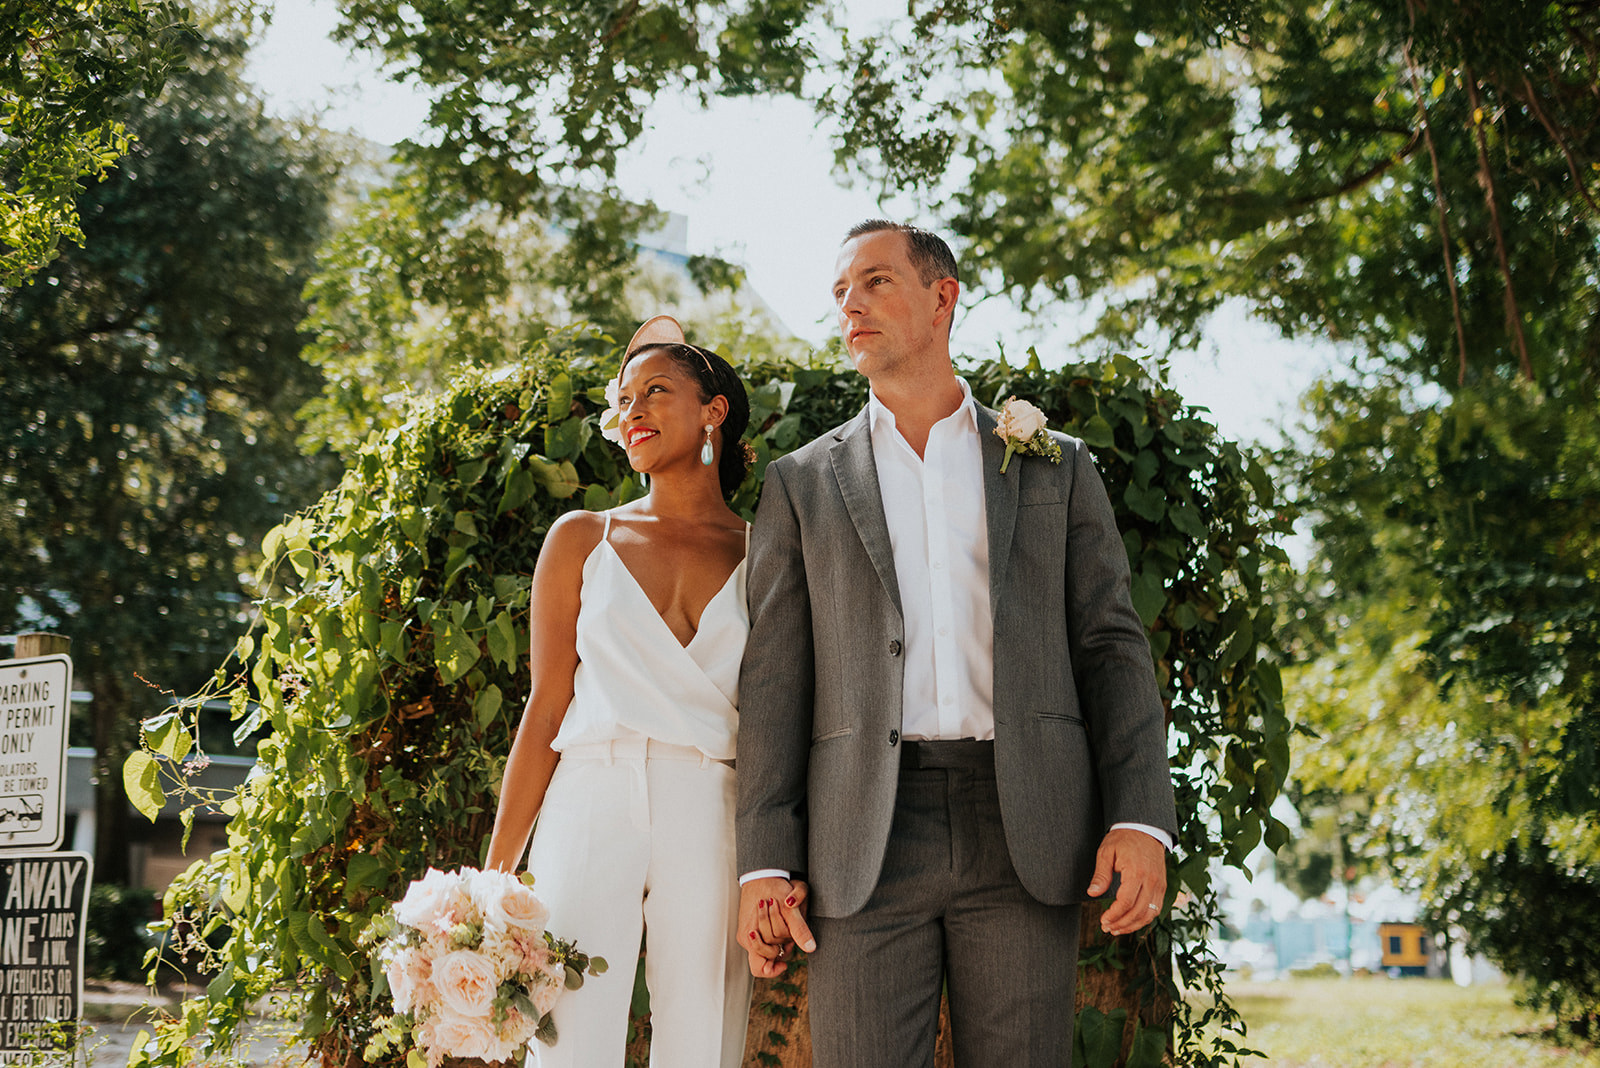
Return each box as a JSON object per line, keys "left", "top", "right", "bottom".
{"left": 246, "top": 0, "right": 1340, "bottom": 447}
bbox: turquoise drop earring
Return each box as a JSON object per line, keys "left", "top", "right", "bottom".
{"left": 700, "top": 425, "right": 715, "bottom": 466}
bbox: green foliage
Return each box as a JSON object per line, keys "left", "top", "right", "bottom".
{"left": 127, "top": 337, "right": 1288, "bottom": 1068}
{"left": 0, "top": 22, "right": 340, "bottom": 881}
{"left": 84, "top": 884, "right": 160, "bottom": 981}
{"left": 1286, "top": 371, "right": 1600, "bottom": 1025}
{"left": 0, "top": 0, "right": 192, "bottom": 282}
{"left": 296, "top": 171, "right": 795, "bottom": 459}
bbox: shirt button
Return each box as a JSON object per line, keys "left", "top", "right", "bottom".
{"left": 889, "top": 640, "right": 902, "bottom": 657}
{"left": 942, "top": 696, "right": 954, "bottom": 706}
{"left": 933, "top": 560, "right": 945, "bottom": 570}
{"left": 938, "top": 626, "right": 949, "bottom": 636}
{"left": 889, "top": 729, "right": 900, "bottom": 746}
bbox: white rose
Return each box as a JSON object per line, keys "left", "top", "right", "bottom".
{"left": 431, "top": 948, "right": 501, "bottom": 1019}
{"left": 1002, "top": 397, "right": 1048, "bottom": 440}
{"left": 394, "top": 868, "right": 460, "bottom": 932}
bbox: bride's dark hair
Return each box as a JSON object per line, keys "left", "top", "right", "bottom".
{"left": 621, "top": 342, "right": 754, "bottom": 500}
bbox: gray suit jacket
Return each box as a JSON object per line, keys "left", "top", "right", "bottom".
{"left": 736, "top": 403, "right": 1179, "bottom": 918}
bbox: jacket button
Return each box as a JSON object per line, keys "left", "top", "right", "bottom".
{"left": 889, "top": 640, "right": 902, "bottom": 657}
{"left": 888, "top": 729, "right": 899, "bottom": 746}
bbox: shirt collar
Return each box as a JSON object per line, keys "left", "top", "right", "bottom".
{"left": 867, "top": 376, "right": 977, "bottom": 441}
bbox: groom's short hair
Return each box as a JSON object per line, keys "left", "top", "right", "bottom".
{"left": 844, "top": 220, "right": 959, "bottom": 289}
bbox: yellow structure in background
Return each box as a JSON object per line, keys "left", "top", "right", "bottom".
{"left": 1379, "top": 922, "right": 1430, "bottom": 976}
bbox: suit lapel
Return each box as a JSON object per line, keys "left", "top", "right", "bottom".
{"left": 977, "top": 405, "right": 1019, "bottom": 619}
{"left": 829, "top": 408, "right": 903, "bottom": 617}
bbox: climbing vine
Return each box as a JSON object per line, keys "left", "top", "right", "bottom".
{"left": 126, "top": 328, "right": 1291, "bottom": 1068}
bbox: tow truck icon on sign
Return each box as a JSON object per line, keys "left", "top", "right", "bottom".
{"left": 0, "top": 796, "right": 43, "bottom": 837}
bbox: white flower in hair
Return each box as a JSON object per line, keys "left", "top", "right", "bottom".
{"left": 599, "top": 378, "right": 624, "bottom": 445}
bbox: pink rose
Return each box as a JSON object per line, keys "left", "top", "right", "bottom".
{"left": 432, "top": 949, "right": 501, "bottom": 1019}
{"left": 418, "top": 1008, "right": 512, "bottom": 1064}
{"left": 515, "top": 935, "right": 549, "bottom": 977}
{"left": 531, "top": 968, "right": 564, "bottom": 1017}
{"left": 496, "top": 882, "right": 550, "bottom": 937}
{"left": 384, "top": 946, "right": 435, "bottom": 1014}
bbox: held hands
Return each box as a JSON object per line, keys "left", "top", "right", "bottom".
{"left": 1087, "top": 827, "right": 1168, "bottom": 936}
{"left": 737, "top": 877, "right": 814, "bottom": 977}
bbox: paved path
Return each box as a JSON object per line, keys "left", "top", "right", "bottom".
{"left": 64, "top": 987, "right": 305, "bottom": 1068}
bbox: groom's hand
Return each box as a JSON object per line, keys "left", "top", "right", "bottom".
{"left": 737, "top": 877, "right": 815, "bottom": 977}
{"left": 1087, "top": 828, "right": 1168, "bottom": 935}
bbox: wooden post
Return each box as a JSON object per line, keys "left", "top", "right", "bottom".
{"left": 13, "top": 632, "right": 71, "bottom": 659}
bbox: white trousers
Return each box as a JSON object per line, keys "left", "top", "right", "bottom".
{"left": 525, "top": 737, "right": 752, "bottom": 1068}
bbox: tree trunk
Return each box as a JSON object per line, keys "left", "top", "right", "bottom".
{"left": 1076, "top": 899, "right": 1174, "bottom": 1065}
{"left": 90, "top": 664, "right": 133, "bottom": 885}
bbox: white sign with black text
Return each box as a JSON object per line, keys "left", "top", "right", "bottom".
{"left": 0, "top": 656, "right": 71, "bottom": 853}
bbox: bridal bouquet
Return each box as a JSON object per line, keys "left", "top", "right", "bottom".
{"left": 365, "top": 867, "right": 606, "bottom": 1067}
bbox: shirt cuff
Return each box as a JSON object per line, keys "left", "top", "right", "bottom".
{"left": 739, "top": 869, "right": 791, "bottom": 886}
{"left": 1111, "top": 822, "right": 1173, "bottom": 851}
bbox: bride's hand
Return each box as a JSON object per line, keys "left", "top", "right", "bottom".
{"left": 737, "top": 877, "right": 815, "bottom": 977}
{"left": 757, "top": 880, "right": 812, "bottom": 955}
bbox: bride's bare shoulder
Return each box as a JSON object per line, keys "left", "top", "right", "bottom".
{"left": 536, "top": 509, "right": 606, "bottom": 570}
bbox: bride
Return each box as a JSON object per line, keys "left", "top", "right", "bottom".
{"left": 485, "top": 316, "right": 760, "bottom": 1066}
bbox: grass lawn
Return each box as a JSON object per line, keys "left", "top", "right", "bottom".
{"left": 1216, "top": 976, "right": 1600, "bottom": 1067}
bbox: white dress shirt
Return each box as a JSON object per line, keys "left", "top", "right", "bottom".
{"left": 741, "top": 384, "right": 1168, "bottom": 884}
{"left": 868, "top": 380, "right": 995, "bottom": 740}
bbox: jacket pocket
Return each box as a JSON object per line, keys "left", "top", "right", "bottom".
{"left": 811, "top": 726, "right": 854, "bottom": 743}
{"left": 1035, "top": 711, "right": 1085, "bottom": 725}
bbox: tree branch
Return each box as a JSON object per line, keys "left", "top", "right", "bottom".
{"left": 1514, "top": 72, "right": 1600, "bottom": 215}
{"left": 1401, "top": 28, "right": 1470, "bottom": 387}
{"left": 1464, "top": 67, "right": 1534, "bottom": 382}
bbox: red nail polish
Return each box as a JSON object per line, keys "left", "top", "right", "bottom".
{"left": 784, "top": 896, "right": 796, "bottom": 907}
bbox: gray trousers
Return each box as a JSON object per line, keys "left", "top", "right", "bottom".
{"left": 807, "top": 743, "right": 1082, "bottom": 1067}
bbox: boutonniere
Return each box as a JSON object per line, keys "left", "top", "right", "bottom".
{"left": 994, "top": 396, "right": 1064, "bottom": 474}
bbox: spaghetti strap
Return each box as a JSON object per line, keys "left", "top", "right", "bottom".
{"left": 602, "top": 510, "right": 612, "bottom": 540}
{"left": 743, "top": 522, "right": 750, "bottom": 553}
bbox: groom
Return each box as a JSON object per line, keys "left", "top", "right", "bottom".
{"left": 735, "top": 221, "right": 1178, "bottom": 1066}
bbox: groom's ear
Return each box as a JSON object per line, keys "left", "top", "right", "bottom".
{"left": 932, "top": 276, "right": 960, "bottom": 336}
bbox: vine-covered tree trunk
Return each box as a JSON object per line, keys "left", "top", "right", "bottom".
{"left": 127, "top": 347, "right": 1287, "bottom": 1068}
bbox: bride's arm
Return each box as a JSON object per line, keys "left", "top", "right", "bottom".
{"left": 484, "top": 510, "right": 599, "bottom": 871}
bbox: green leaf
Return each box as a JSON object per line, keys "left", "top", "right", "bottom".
{"left": 547, "top": 372, "right": 574, "bottom": 421}
{"left": 1127, "top": 1019, "right": 1167, "bottom": 1068}
{"left": 497, "top": 465, "right": 537, "bottom": 514}
{"left": 473, "top": 684, "right": 503, "bottom": 729}
{"left": 1078, "top": 413, "right": 1116, "bottom": 448}
{"left": 1124, "top": 482, "right": 1167, "bottom": 523}
{"left": 545, "top": 416, "right": 589, "bottom": 460}
{"left": 433, "top": 620, "right": 481, "bottom": 684}
{"left": 142, "top": 710, "right": 192, "bottom": 762}
{"left": 1074, "top": 1005, "right": 1127, "bottom": 1068}
{"left": 1130, "top": 570, "right": 1166, "bottom": 626}
{"left": 529, "top": 456, "right": 582, "bottom": 499}
{"left": 346, "top": 853, "right": 388, "bottom": 894}
{"left": 123, "top": 751, "right": 164, "bottom": 821}
{"left": 487, "top": 611, "right": 520, "bottom": 668}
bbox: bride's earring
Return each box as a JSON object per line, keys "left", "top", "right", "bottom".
{"left": 700, "top": 425, "right": 715, "bottom": 466}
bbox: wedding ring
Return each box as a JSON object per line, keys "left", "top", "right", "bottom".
{"left": 1147, "top": 904, "right": 1158, "bottom": 911}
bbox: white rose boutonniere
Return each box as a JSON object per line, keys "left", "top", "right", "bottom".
{"left": 994, "top": 396, "right": 1064, "bottom": 474}
{"left": 598, "top": 378, "right": 624, "bottom": 445}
